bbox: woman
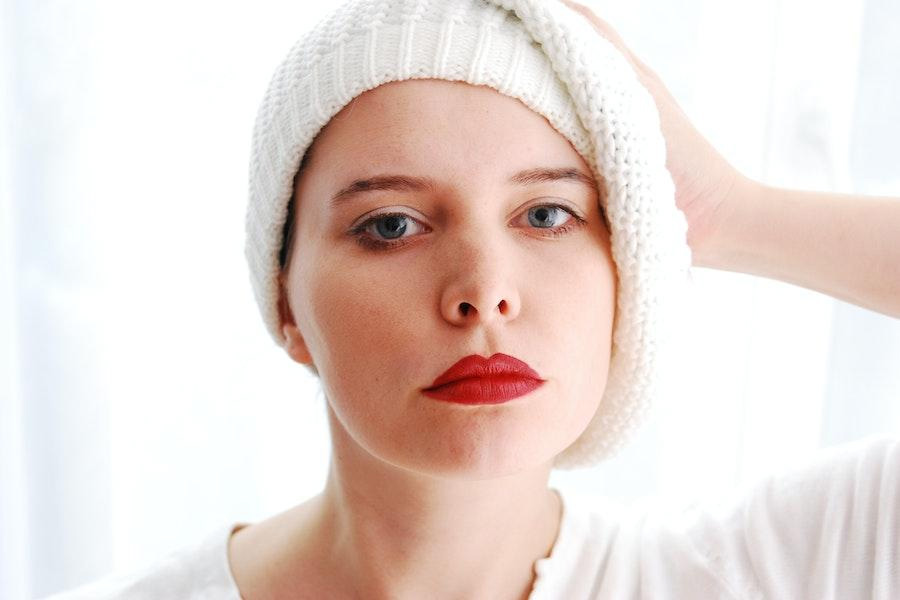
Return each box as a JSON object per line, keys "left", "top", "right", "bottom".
{"left": 49, "top": 0, "right": 900, "bottom": 598}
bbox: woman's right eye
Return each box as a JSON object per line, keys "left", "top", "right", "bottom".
{"left": 349, "top": 212, "right": 428, "bottom": 251}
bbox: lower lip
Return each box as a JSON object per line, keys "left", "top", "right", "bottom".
{"left": 422, "top": 376, "right": 545, "bottom": 405}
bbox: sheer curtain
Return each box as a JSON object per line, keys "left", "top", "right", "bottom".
{"left": 1, "top": 0, "right": 897, "bottom": 597}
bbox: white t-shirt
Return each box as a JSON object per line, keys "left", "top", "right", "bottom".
{"left": 46, "top": 435, "right": 900, "bottom": 599}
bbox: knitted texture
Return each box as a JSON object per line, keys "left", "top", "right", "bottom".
{"left": 245, "top": 0, "right": 692, "bottom": 469}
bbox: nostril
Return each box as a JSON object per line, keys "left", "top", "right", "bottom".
{"left": 458, "top": 301, "right": 508, "bottom": 318}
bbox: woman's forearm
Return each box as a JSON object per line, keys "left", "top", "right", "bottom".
{"left": 693, "top": 175, "right": 900, "bottom": 319}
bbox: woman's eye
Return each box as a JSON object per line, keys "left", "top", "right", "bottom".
{"left": 350, "top": 212, "right": 427, "bottom": 250}
{"left": 371, "top": 214, "right": 411, "bottom": 240}
{"left": 527, "top": 205, "right": 571, "bottom": 229}
{"left": 348, "top": 203, "right": 587, "bottom": 251}
{"left": 518, "top": 203, "right": 587, "bottom": 239}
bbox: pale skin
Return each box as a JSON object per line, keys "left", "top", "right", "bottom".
{"left": 232, "top": 78, "right": 617, "bottom": 600}
{"left": 229, "top": 3, "right": 900, "bottom": 599}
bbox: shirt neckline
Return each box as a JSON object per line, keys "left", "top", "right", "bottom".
{"left": 222, "top": 522, "right": 248, "bottom": 595}
{"left": 220, "top": 486, "right": 575, "bottom": 597}
{"left": 529, "top": 485, "right": 576, "bottom": 596}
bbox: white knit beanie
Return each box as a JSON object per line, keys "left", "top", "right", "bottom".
{"left": 245, "top": 0, "right": 692, "bottom": 469}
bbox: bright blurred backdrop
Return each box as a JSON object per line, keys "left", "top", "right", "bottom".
{"left": 1, "top": 0, "right": 898, "bottom": 597}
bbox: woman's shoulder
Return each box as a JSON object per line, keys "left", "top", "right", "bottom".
{"left": 660, "top": 434, "right": 900, "bottom": 597}
{"left": 42, "top": 523, "right": 244, "bottom": 600}
{"left": 678, "top": 434, "right": 900, "bottom": 536}
{"left": 538, "top": 435, "right": 900, "bottom": 599}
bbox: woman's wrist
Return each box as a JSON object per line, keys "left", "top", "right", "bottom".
{"left": 689, "top": 172, "right": 763, "bottom": 272}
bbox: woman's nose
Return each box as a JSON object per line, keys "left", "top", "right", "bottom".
{"left": 438, "top": 230, "right": 522, "bottom": 327}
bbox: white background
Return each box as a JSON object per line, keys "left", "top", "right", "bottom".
{"left": 2, "top": 0, "right": 898, "bottom": 597}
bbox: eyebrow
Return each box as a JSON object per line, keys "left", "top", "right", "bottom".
{"left": 329, "top": 167, "right": 598, "bottom": 207}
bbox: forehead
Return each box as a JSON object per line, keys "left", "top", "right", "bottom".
{"left": 305, "top": 78, "right": 589, "bottom": 178}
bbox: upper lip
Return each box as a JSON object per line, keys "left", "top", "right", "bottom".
{"left": 425, "top": 353, "right": 544, "bottom": 389}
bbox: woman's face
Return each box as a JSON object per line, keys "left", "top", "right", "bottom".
{"left": 280, "top": 78, "right": 617, "bottom": 479}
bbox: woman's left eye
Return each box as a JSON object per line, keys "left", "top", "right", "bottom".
{"left": 349, "top": 203, "right": 587, "bottom": 251}
{"left": 525, "top": 205, "right": 575, "bottom": 229}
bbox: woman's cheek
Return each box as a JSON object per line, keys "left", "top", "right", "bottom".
{"left": 308, "top": 260, "right": 421, "bottom": 361}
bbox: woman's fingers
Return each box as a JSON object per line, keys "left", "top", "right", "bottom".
{"left": 558, "top": 0, "right": 678, "bottom": 116}
{"left": 558, "top": 0, "right": 649, "bottom": 74}
{"left": 557, "top": 0, "right": 745, "bottom": 261}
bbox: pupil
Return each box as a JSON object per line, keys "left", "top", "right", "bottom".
{"left": 376, "top": 215, "right": 407, "bottom": 239}
{"left": 530, "top": 206, "right": 554, "bottom": 227}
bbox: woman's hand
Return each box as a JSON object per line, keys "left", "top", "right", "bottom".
{"left": 562, "top": 2, "right": 900, "bottom": 318}
{"left": 560, "top": 0, "right": 749, "bottom": 263}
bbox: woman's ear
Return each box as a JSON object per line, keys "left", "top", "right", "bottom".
{"left": 277, "top": 277, "right": 314, "bottom": 366}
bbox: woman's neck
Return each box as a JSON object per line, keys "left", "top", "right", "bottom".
{"left": 318, "top": 465, "right": 561, "bottom": 599}
{"left": 229, "top": 421, "right": 563, "bottom": 599}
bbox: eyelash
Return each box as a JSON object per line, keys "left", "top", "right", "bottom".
{"left": 348, "top": 203, "right": 588, "bottom": 251}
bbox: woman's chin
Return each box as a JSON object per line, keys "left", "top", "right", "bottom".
{"left": 379, "top": 431, "right": 563, "bottom": 481}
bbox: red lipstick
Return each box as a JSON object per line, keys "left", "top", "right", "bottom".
{"left": 422, "top": 353, "right": 545, "bottom": 405}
